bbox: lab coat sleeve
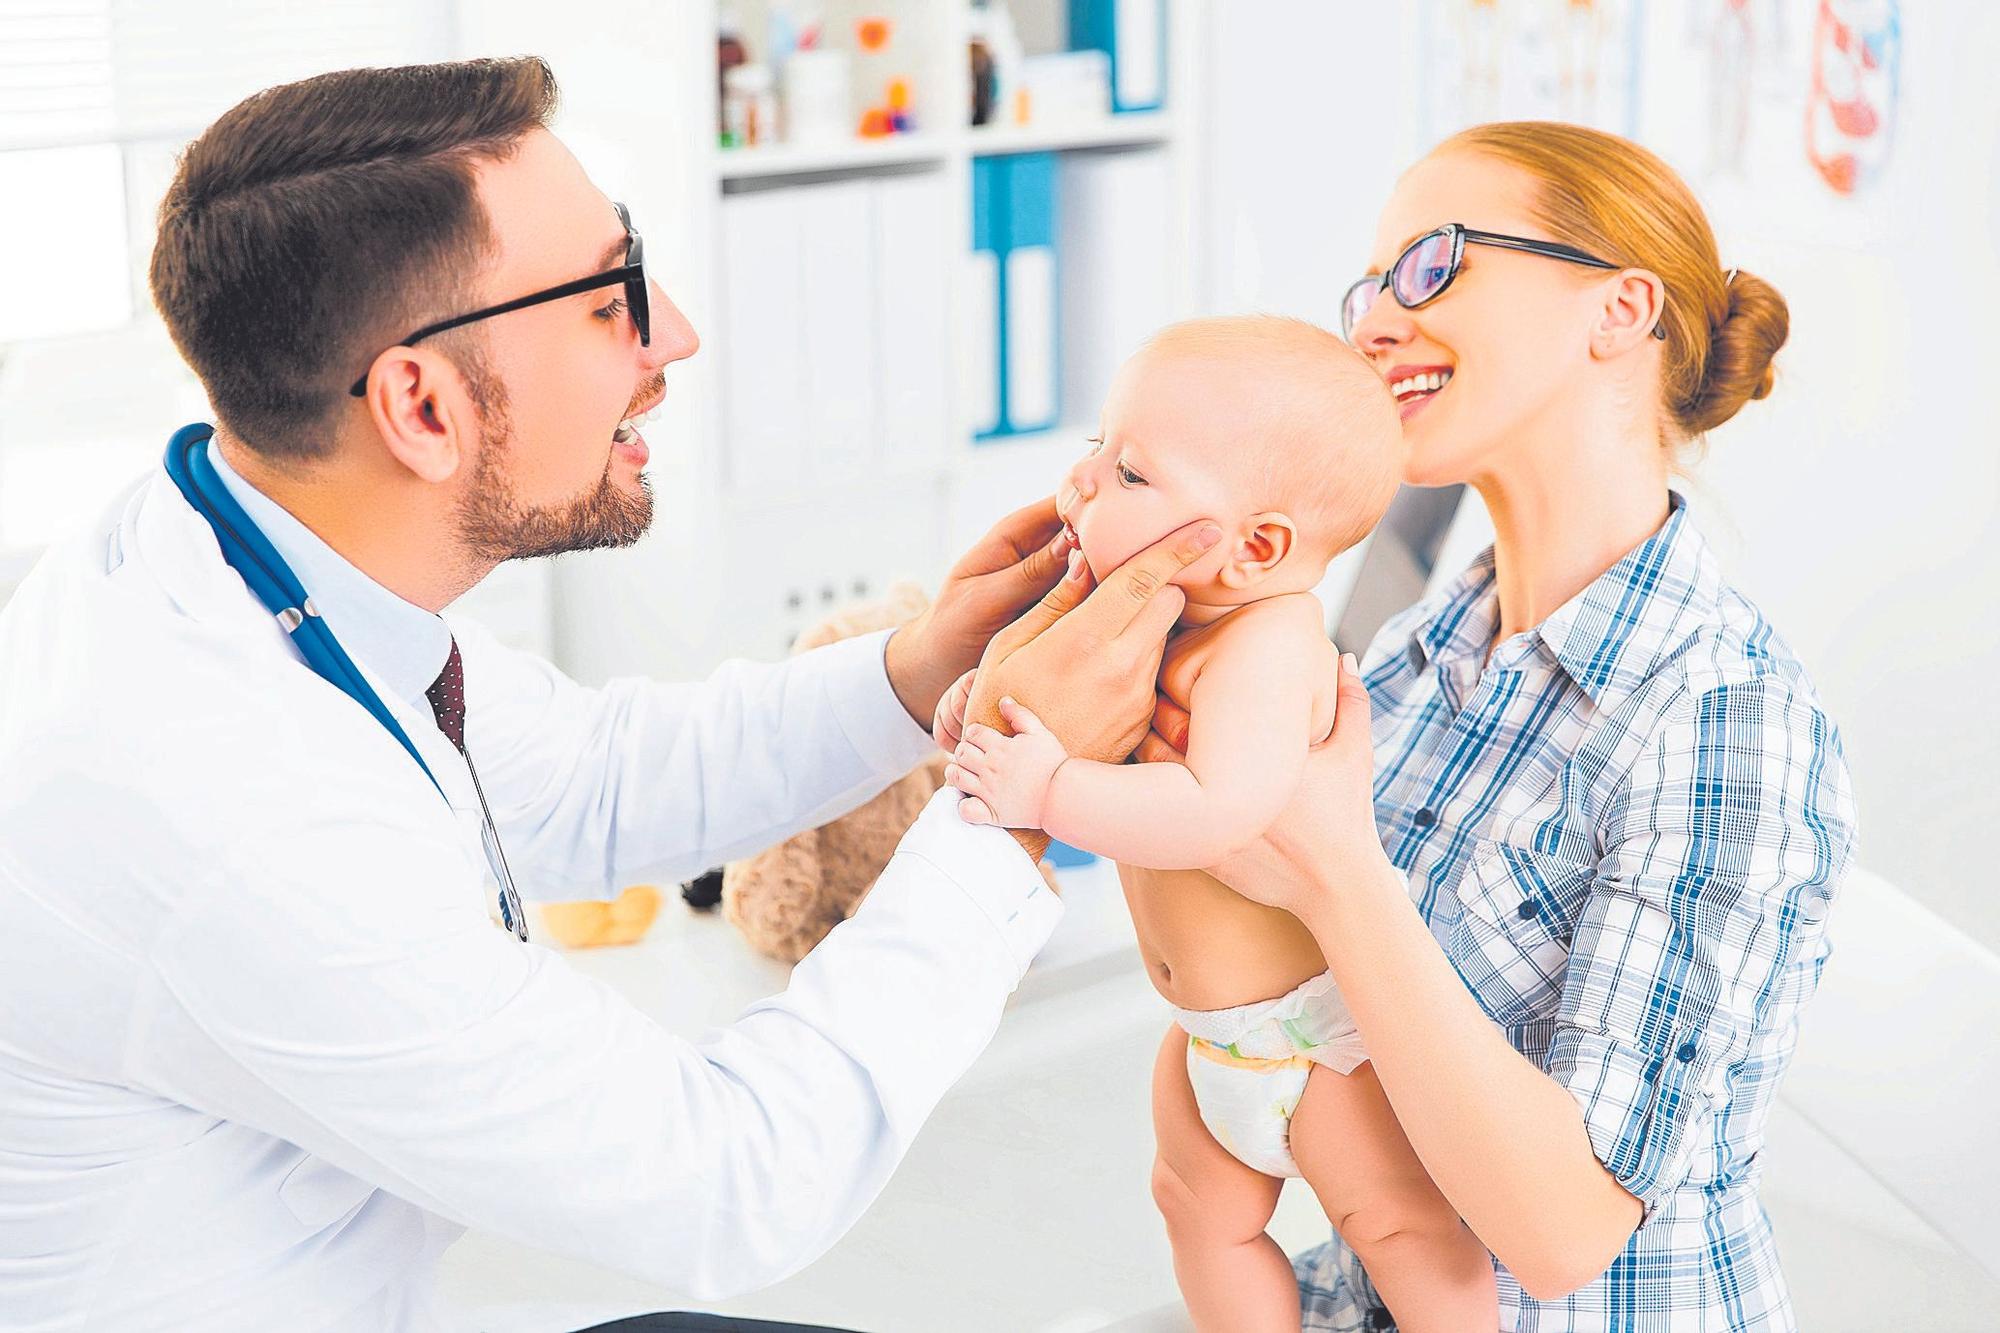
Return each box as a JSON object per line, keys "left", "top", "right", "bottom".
{"left": 128, "top": 786, "right": 1060, "bottom": 1300}
{"left": 447, "top": 618, "right": 941, "bottom": 897}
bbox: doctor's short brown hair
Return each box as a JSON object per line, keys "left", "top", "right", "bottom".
{"left": 148, "top": 57, "right": 558, "bottom": 463}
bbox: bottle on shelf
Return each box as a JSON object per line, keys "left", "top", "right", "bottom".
{"left": 967, "top": 0, "right": 1028, "bottom": 128}
{"left": 717, "top": 9, "right": 748, "bottom": 146}
{"left": 722, "top": 62, "right": 778, "bottom": 148}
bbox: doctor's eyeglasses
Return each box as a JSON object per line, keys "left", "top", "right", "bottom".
{"left": 1341, "top": 222, "right": 1668, "bottom": 343}
{"left": 348, "top": 201, "right": 652, "bottom": 398}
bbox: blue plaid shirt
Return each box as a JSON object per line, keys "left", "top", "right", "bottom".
{"left": 1296, "top": 493, "right": 1857, "bottom": 1332}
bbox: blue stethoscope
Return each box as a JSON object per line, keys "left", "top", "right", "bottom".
{"left": 164, "top": 422, "right": 529, "bottom": 941}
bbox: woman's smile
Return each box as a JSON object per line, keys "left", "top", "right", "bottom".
{"left": 1383, "top": 363, "right": 1455, "bottom": 421}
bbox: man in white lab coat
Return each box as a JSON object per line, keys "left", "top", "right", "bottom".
{"left": 0, "top": 58, "right": 1219, "bottom": 1332}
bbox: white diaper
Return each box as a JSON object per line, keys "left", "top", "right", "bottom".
{"left": 1171, "top": 971, "right": 1368, "bottom": 1178}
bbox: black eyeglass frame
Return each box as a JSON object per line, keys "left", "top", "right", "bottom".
{"left": 348, "top": 201, "right": 652, "bottom": 398}
{"left": 1342, "top": 222, "right": 1667, "bottom": 342}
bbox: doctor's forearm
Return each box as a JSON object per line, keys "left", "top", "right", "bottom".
{"left": 1298, "top": 859, "right": 1642, "bottom": 1296}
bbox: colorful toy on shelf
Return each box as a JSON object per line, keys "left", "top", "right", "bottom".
{"left": 854, "top": 15, "right": 916, "bottom": 137}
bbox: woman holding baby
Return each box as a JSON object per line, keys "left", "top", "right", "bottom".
{"left": 970, "top": 120, "right": 1853, "bottom": 1331}
{"left": 1169, "top": 122, "right": 1853, "bottom": 1330}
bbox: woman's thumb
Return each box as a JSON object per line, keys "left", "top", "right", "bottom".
{"left": 1328, "top": 652, "right": 1372, "bottom": 749}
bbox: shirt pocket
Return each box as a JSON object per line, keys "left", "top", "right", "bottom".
{"left": 1444, "top": 840, "right": 1593, "bottom": 1028}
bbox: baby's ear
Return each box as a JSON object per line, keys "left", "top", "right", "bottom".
{"left": 1217, "top": 513, "right": 1297, "bottom": 590}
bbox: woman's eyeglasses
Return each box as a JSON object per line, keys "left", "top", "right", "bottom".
{"left": 1341, "top": 222, "right": 1666, "bottom": 343}
{"left": 349, "top": 201, "right": 651, "bottom": 397}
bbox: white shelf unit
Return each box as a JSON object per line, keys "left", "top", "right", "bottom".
{"left": 455, "top": 0, "right": 1206, "bottom": 685}
{"left": 714, "top": 131, "right": 953, "bottom": 181}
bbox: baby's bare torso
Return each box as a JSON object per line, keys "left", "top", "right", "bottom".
{"left": 1120, "top": 593, "right": 1338, "bottom": 1012}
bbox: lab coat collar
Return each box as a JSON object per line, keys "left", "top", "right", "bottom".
{"left": 205, "top": 437, "right": 453, "bottom": 710}
{"left": 122, "top": 436, "right": 479, "bottom": 819}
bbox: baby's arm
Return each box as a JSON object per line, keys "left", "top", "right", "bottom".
{"left": 951, "top": 611, "right": 1321, "bottom": 869}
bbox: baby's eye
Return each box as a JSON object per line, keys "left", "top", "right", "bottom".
{"left": 594, "top": 296, "right": 628, "bottom": 324}
{"left": 1116, "top": 461, "right": 1146, "bottom": 486}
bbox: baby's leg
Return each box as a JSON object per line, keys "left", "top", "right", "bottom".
{"left": 1290, "top": 1061, "right": 1497, "bottom": 1333}
{"left": 1149, "top": 1025, "right": 1296, "bottom": 1332}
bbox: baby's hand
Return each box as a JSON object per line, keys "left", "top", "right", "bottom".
{"left": 947, "top": 698, "right": 1069, "bottom": 828}
{"left": 932, "top": 668, "right": 977, "bottom": 753}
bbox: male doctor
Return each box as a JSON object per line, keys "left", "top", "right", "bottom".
{"left": 0, "top": 58, "right": 1219, "bottom": 1331}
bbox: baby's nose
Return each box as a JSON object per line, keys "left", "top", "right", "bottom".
{"left": 1064, "top": 462, "right": 1096, "bottom": 501}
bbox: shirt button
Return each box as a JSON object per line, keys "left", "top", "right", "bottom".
{"left": 1413, "top": 808, "right": 1437, "bottom": 828}
{"left": 1516, "top": 898, "right": 1540, "bottom": 920}
{"left": 1677, "top": 1041, "right": 1698, "bottom": 1063}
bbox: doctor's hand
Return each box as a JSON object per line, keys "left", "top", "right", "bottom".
{"left": 885, "top": 496, "right": 1072, "bottom": 727}
{"left": 932, "top": 669, "right": 975, "bottom": 753}
{"left": 960, "top": 519, "right": 1221, "bottom": 858}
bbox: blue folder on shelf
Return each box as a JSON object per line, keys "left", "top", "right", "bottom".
{"left": 970, "top": 152, "right": 1060, "bottom": 442}
{"left": 1070, "top": 0, "right": 1166, "bottom": 114}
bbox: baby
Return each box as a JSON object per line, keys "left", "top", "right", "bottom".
{"left": 938, "top": 317, "right": 1497, "bottom": 1331}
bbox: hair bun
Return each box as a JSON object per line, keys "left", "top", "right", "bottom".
{"left": 1683, "top": 268, "right": 1788, "bottom": 435}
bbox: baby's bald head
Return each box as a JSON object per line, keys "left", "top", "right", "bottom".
{"left": 1117, "top": 316, "right": 1405, "bottom": 563}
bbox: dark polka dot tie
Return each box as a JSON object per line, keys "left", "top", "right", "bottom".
{"left": 426, "top": 638, "right": 467, "bottom": 754}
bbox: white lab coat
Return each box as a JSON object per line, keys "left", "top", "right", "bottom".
{"left": 0, "top": 460, "right": 1060, "bottom": 1332}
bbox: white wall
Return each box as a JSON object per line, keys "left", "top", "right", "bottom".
{"left": 1195, "top": 1, "right": 2000, "bottom": 949}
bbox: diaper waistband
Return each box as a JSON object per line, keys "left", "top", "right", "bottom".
{"left": 1171, "top": 969, "right": 1346, "bottom": 1050}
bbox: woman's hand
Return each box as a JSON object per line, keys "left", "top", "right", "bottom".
{"left": 1134, "top": 651, "right": 1389, "bottom": 919}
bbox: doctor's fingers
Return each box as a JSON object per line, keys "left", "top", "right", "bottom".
{"left": 990, "top": 543, "right": 1098, "bottom": 655}
{"left": 1082, "top": 521, "right": 1219, "bottom": 643}
{"left": 957, "top": 494, "right": 1064, "bottom": 577}
{"left": 989, "top": 496, "right": 1071, "bottom": 590}
{"left": 959, "top": 723, "right": 1006, "bottom": 755}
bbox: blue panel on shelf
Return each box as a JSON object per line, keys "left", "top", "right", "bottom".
{"left": 1070, "top": 0, "right": 1167, "bottom": 114}
{"left": 970, "top": 153, "right": 1061, "bottom": 442}
{"left": 1002, "top": 152, "right": 1059, "bottom": 435}
{"left": 971, "top": 155, "right": 1009, "bottom": 442}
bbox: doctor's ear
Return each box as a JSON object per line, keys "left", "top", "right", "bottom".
{"left": 359, "top": 347, "right": 475, "bottom": 485}
{"left": 1217, "top": 514, "right": 1297, "bottom": 590}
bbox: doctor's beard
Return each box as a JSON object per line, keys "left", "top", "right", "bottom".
{"left": 452, "top": 365, "right": 654, "bottom": 561}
